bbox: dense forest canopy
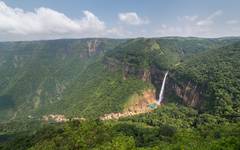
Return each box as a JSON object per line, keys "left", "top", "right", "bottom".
{"left": 0, "top": 37, "right": 240, "bottom": 149}
{"left": 174, "top": 42, "right": 240, "bottom": 115}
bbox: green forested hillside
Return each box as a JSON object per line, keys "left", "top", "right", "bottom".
{"left": 1, "top": 37, "right": 229, "bottom": 122}
{"left": 1, "top": 104, "right": 239, "bottom": 150}
{"left": 157, "top": 37, "right": 240, "bottom": 56}
{"left": 106, "top": 38, "right": 179, "bottom": 70}
{"left": 173, "top": 41, "right": 240, "bottom": 115}
{"left": 0, "top": 38, "right": 150, "bottom": 121}
{"left": 0, "top": 37, "right": 240, "bottom": 149}
{"left": 0, "top": 37, "right": 240, "bottom": 121}
{"left": 106, "top": 37, "right": 239, "bottom": 70}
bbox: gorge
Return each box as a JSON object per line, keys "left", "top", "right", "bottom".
{"left": 0, "top": 37, "right": 240, "bottom": 150}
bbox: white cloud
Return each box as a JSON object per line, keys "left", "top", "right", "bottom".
{"left": 178, "top": 15, "right": 199, "bottom": 22}
{"left": 118, "top": 12, "right": 149, "bottom": 25}
{"left": 196, "top": 10, "right": 222, "bottom": 26}
{"left": 107, "top": 27, "right": 132, "bottom": 37}
{"left": 157, "top": 24, "right": 211, "bottom": 37}
{"left": 226, "top": 20, "right": 239, "bottom": 25}
{"left": 0, "top": 1, "right": 106, "bottom": 40}
{"left": 156, "top": 10, "right": 224, "bottom": 37}
{"left": 0, "top": 1, "right": 238, "bottom": 41}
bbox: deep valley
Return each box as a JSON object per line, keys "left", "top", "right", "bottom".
{"left": 0, "top": 37, "right": 240, "bottom": 149}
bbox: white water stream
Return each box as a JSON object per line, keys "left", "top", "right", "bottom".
{"left": 157, "top": 71, "right": 168, "bottom": 104}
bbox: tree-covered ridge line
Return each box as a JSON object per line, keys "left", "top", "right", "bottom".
{"left": 0, "top": 37, "right": 240, "bottom": 122}
{"left": 172, "top": 41, "right": 240, "bottom": 115}
{"left": 0, "top": 37, "right": 240, "bottom": 149}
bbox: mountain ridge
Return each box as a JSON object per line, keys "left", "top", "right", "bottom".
{"left": 0, "top": 37, "right": 240, "bottom": 122}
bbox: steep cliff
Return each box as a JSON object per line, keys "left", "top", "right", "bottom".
{"left": 87, "top": 39, "right": 101, "bottom": 56}
{"left": 104, "top": 55, "right": 203, "bottom": 109}
{"left": 104, "top": 56, "right": 151, "bottom": 81}
{"left": 100, "top": 89, "right": 156, "bottom": 120}
{"left": 149, "top": 66, "right": 203, "bottom": 108}
{"left": 103, "top": 37, "right": 205, "bottom": 108}
{"left": 166, "top": 78, "right": 203, "bottom": 108}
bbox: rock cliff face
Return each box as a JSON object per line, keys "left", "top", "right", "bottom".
{"left": 167, "top": 80, "right": 203, "bottom": 107}
{"left": 87, "top": 39, "right": 100, "bottom": 56}
{"left": 151, "top": 66, "right": 203, "bottom": 108}
{"left": 104, "top": 57, "right": 203, "bottom": 109}
{"left": 77, "top": 39, "right": 103, "bottom": 59}
{"left": 124, "top": 89, "right": 157, "bottom": 112}
{"left": 104, "top": 57, "right": 151, "bottom": 82}
{"left": 100, "top": 89, "right": 157, "bottom": 120}
{"left": 123, "top": 64, "right": 151, "bottom": 81}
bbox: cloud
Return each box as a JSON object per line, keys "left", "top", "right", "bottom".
{"left": 196, "top": 10, "right": 222, "bottom": 26}
{"left": 0, "top": 1, "right": 238, "bottom": 41}
{"left": 178, "top": 15, "right": 199, "bottom": 22}
{"left": 157, "top": 24, "right": 211, "bottom": 37}
{"left": 118, "top": 12, "right": 149, "bottom": 25}
{"left": 156, "top": 10, "right": 223, "bottom": 37}
{"left": 107, "top": 27, "right": 132, "bottom": 37}
{"left": 226, "top": 20, "right": 239, "bottom": 25}
{"left": 0, "top": 1, "right": 106, "bottom": 40}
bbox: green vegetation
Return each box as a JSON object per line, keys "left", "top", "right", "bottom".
{"left": 106, "top": 38, "right": 180, "bottom": 70}
{"left": 0, "top": 37, "right": 240, "bottom": 149}
{"left": 0, "top": 38, "right": 149, "bottom": 121}
{"left": 173, "top": 42, "right": 240, "bottom": 115}
{"left": 0, "top": 37, "right": 238, "bottom": 121}
{"left": 1, "top": 104, "right": 239, "bottom": 150}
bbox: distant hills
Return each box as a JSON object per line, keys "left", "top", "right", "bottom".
{"left": 0, "top": 37, "right": 240, "bottom": 149}
{"left": 0, "top": 37, "right": 239, "bottom": 122}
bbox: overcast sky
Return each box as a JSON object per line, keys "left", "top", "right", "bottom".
{"left": 0, "top": 0, "right": 240, "bottom": 41}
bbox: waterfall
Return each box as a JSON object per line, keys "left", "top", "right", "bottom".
{"left": 157, "top": 71, "right": 169, "bottom": 104}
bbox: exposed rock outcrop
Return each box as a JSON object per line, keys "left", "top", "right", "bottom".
{"left": 104, "top": 57, "right": 203, "bottom": 109}
{"left": 87, "top": 40, "right": 99, "bottom": 56}
{"left": 42, "top": 114, "right": 86, "bottom": 123}
{"left": 169, "top": 81, "right": 202, "bottom": 107}
{"left": 42, "top": 114, "right": 69, "bottom": 122}
{"left": 122, "top": 64, "right": 151, "bottom": 81}
{"left": 142, "top": 69, "right": 151, "bottom": 81}
{"left": 104, "top": 57, "right": 151, "bottom": 82}
{"left": 100, "top": 89, "right": 157, "bottom": 120}
{"left": 149, "top": 66, "right": 203, "bottom": 108}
